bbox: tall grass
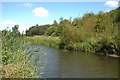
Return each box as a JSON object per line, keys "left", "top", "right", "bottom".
{"left": 26, "top": 35, "right": 60, "bottom": 48}
{"left": 1, "top": 30, "right": 37, "bottom": 78}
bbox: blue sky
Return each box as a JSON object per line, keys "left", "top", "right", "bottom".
{"left": 0, "top": 1, "right": 119, "bottom": 33}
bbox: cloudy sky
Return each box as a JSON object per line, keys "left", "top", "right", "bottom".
{"left": 0, "top": 1, "right": 119, "bottom": 33}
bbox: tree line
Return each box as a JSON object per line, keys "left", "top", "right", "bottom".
{"left": 26, "top": 8, "right": 120, "bottom": 56}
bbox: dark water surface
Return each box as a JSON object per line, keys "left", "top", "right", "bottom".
{"left": 28, "top": 45, "right": 118, "bottom": 78}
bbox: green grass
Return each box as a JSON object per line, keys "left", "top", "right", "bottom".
{"left": 26, "top": 35, "right": 120, "bottom": 57}
{"left": 26, "top": 35, "right": 60, "bottom": 48}
{"left": 2, "top": 31, "right": 37, "bottom": 78}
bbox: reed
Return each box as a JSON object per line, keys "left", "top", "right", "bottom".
{"left": 1, "top": 30, "right": 37, "bottom": 78}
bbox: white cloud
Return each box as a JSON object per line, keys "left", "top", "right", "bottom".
{"left": 32, "top": 7, "right": 49, "bottom": 17}
{"left": 105, "top": 1, "right": 118, "bottom": 8}
{"left": 23, "top": 3, "right": 33, "bottom": 7}
{"left": 0, "top": 20, "right": 16, "bottom": 30}
{"left": 106, "top": 9, "right": 111, "bottom": 12}
{"left": 0, "top": 20, "right": 31, "bottom": 34}
{"left": 1, "top": 20, "right": 16, "bottom": 25}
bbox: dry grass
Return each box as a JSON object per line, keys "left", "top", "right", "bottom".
{"left": 27, "top": 35, "right": 60, "bottom": 42}
{"left": 2, "top": 63, "right": 35, "bottom": 78}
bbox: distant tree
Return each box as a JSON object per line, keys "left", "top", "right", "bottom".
{"left": 11, "top": 24, "right": 20, "bottom": 37}
{"left": 25, "top": 24, "right": 50, "bottom": 36}
{"left": 69, "top": 17, "right": 72, "bottom": 24}
{"left": 59, "top": 17, "right": 64, "bottom": 22}
{"left": 36, "top": 24, "right": 39, "bottom": 26}
{"left": 12, "top": 24, "right": 19, "bottom": 32}
{"left": 53, "top": 20, "right": 58, "bottom": 26}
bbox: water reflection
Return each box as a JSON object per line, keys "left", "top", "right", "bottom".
{"left": 28, "top": 45, "right": 118, "bottom": 78}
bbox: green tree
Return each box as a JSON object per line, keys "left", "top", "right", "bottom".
{"left": 52, "top": 20, "right": 58, "bottom": 26}
{"left": 11, "top": 24, "right": 21, "bottom": 37}
{"left": 25, "top": 24, "right": 50, "bottom": 36}
{"left": 45, "top": 26, "right": 59, "bottom": 36}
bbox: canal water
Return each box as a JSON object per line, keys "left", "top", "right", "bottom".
{"left": 27, "top": 45, "right": 118, "bottom": 78}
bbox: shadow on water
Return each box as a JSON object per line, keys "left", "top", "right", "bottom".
{"left": 27, "top": 45, "right": 118, "bottom": 78}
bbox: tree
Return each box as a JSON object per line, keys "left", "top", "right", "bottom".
{"left": 53, "top": 20, "right": 58, "bottom": 26}
{"left": 25, "top": 24, "right": 50, "bottom": 36}
{"left": 45, "top": 26, "right": 59, "bottom": 36}
{"left": 12, "top": 24, "right": 19, "bottom": 32}
{"left": 59, "top": 17, "right": 64, "bottom": 22}
{"left": 11, "top": 24, "right": 20, "bottom": 37}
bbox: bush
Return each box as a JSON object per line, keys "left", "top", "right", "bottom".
{"left": 45, "top": 26, "right": 59, "bottom": 37}
{"left": 2, "top": 26, "right": 37, "bottom": 78}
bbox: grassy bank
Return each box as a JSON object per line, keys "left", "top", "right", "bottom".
{"left": 26, "top": 36, "right": 60, "bottom": 48}
{"left": 26, "top": 35, "right": 120, "bottom": 58}
{"left": 2, "top": 29, "right": 37, "bottom": 78}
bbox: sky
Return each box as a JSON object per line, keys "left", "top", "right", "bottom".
{"left": 0, "top": 1, "right": 119, "bottom": 33}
